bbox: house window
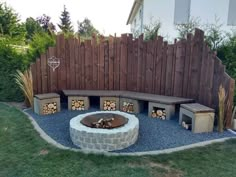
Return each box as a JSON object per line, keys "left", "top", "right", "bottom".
{"left": 228, "top": 0, "right": 236, "bottom": 25}
{"left": 174, "top": 0, "right": 191, "bottom": 24}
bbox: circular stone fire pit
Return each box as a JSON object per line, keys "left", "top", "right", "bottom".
{"left": 70, "top": 111, "right": 139, "bottom": 151}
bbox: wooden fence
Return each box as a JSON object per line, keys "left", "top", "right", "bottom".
{"left": 31, "top": 28, "right": 235, "bottom": 128}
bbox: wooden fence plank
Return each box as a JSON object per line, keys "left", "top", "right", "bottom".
{"left": 127, "top": 34, "right": 133, "bottom": 91}
{"left": 92, "top": 35, "right": 98, "bottom": 90}
{"left": 225, "top": 78, "right": 235, "bottom": 128}
{"left": 114, "top": 37, "right": 120, "bottom": 90}
{"left": 165, "top": 45, "right": 174, "bottom": 96}
{"left": 75, "top": 38, "right": 80, "bottom": 89}
{"left": 145, "top": 41, "right": 154, "bottom": 93}
{"left": 137, "top": 34, "right": 143, "bottom": 92}
{"left": 173, "top": 40, "right": 186, "bottom": 97}
{"left": 85, "top": 40, "right": 92, "bottom": 89}
{"left": 31, "top": 63, "right": 37, "bottom": 94}
{"left": 141, "top": 42, "right": 147, "bottom": 92}
{"left": 104, "top": 40, "right": 109, "bottom": 90}
{"left": 48, "top": 47, "right": 57, "bottom": 92}
{"left": 36, "top": 58, "right": 42, "bottom": 94}
{"left": 40, "top": 53, "right": 48, "bottom": 93}
{"left": 120, "top": 34, "right": 128, "bottom": 90}
{"left": 80, "top": 42, "right": 85, "bottom": 89}
{"left": 160, "top": 39, "right": 166, "bottom": 95}
{"left": 154, "top": 37, "right": 163, "bottom": 94}
{"left": 132, "top": 38, "right": 138, "bottom": 91}
{"left": 69, "top": 37, "right": 76, "bottom": 89}
{"left": 98, "top": 37, "right": 105, "bottom": 90}
{"left": 183, "top": 33, "right": 193, "bottom": 97}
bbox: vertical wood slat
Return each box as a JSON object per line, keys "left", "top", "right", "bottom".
{"left": 165, "top": 45, "right": 174, "bottom": 96}
{"left": 160, "top": 39, "right": 166, "bottom": 95}
{"left": 40, "top": 53, "right": 48, "bottom": 93}
{"left": 58, "top": 34, "right": 66, "bottom": 90}
{"left": 120, "top": 34, "right": 128, "bottom": 90}
{"left": 108, "top": 36, "right": 114, "bottom": 90}
{"left": 85, "top": 40, "right": 93, "bottom": 89}
{"left": 65, "top": 38, "right": 70, "bottom": 89}
{"left": 127, "top": 34, "right": 133, "bottom": 91}
{"left": 69, "top": 37, "right": 76, "bottom": 89}
{"left": 188, "top": 29, "right": 204, "bottom": 100}
{"left": 48, "top": 47, "right": 57, "bottom": 92}
{"left": 173, "top": 40, "right": 186, "bottom": 97}
{"left": 92, "top": 35, "right": 98, "bottom": 90}
{"left": 104, "top": 40, "right": 109, "bottom": 90}
{"left": 145, "top": 41, "right": 154, "bottom": 93}
{"left": 31, "top": 63, "right": 37, "bottom": 94}
{"left": 98, "top": 37, "right": 105, "bottom": 90}
{"left": 183, "top": 33, "right": 193, "bottom": 97}
{"left": 141, "top": 42, "right": 147, "bottom": 92}
{"left": 114, "top": 37, "right": 120, "bottom": 90}
{"left": 137, "top": 34, "right": 143, "bottom": 92}
{"left": 36, "top": 58, "right": 42, "bottom": 94}
{"left": 154, "top": 37, "right": 163, "bottom": 94}
{"left": 80, "top": 43, "right": 85, "bottom": 89}
{"left": 75, "top": 38, "right": 80, "bottom": 89}
{"left": 132, "top": 38, "right": 139, "bottom": 91}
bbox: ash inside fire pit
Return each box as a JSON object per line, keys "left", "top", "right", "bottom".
{"left": 80, "top": 113, "right": 128, "bottom": 129}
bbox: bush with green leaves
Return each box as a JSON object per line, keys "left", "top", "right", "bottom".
{"left": 0, "top": 39, "right": 29, "bottom": 101}
{"left": 27, "top": 32, "right": 56, "bottom": 60}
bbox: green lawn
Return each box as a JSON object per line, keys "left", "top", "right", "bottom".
{"left": 1, "top": 103, "right": 236, "bottom": 177}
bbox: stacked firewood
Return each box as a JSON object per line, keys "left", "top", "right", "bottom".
{"left": 91, "top": 118, "right": 114, "bottom": 129}
{"left": 103, "top": 100, "right": 116, "bottom": 111}
{"left": 181, "top": 121, "right": 192, "bottom": 130}
{"left": 122, "top": 102, "right": 134, "bottom": 113}
{"left": 71, "top": 100, "right": 85, "bottom": 110}
{"left": 43, "top": 102, "right": 57, "bottom": 114}
{"left": 151, "top": 109, "right": 166, "bottom": 120}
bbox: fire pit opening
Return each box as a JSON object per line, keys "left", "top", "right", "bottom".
{"left": 81, "top": 113, "right": 128, "bottom": 129}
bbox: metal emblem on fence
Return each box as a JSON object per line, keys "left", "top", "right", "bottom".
{"left": 47, "top": 56, "right": 60, "bottom": 72}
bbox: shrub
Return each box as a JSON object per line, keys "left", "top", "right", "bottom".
{"left": 0, "top": 39, "right": 29, "bottom": 101}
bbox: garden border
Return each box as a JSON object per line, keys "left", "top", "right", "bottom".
{"left": 23, "top": 109, "right": 236, "bottom": 156}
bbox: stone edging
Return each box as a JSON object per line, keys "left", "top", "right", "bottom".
{"left": 23, "top": 110, "right": 236, "bottom": 156}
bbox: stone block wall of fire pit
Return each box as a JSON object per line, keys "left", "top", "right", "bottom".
{"left": 100, "top": 97, "right": 119, "bottom": 111}
{"left": 68, "top": 96, "right": 89, "bottom": 110}
{"left": 70, "top": 111, "right": 139, "bottom": 151}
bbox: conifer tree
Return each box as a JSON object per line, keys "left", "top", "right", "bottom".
{"left": 58, "top": 5, "right": 74, "bottom": 33}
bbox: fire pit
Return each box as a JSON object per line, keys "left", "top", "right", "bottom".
{"left": 70, "top": 111, "right": 139, "bottom": 151}
{"left": 81, "top": 113, "right": 128, "bottom": 129}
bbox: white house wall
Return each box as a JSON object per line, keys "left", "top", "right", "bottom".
{"left": 190, "top": 0, "right": 231, "bottom": 32}
{"left": 142, "top": 0, "right": 178, "bottom": 40}
{"left": 131, "top": 4, "right": 143, "bottom": 36}
{"left": 133, "top": 0, "right": 233, "bottom": 40}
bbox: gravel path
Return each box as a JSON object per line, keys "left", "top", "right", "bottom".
{"left": 25, "top": 108, "right": 235, "bottom": 153}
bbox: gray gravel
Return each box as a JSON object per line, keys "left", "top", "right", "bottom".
{"left": 25, "top": 108, "right": 235, "bottom": 152}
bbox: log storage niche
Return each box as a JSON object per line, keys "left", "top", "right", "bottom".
{"left": 68, "top": 96, "right": 90, "bottom": 111}
{"left": 34, "top": 93, "right": 61, "bottom": 115}
{"left": 151, "top": 107, "right": 166, "bottom": 120}
{"left": 100, "top": 97, "right": 119, "bottom": 111}
{"left": 122, "top": 102, "right": 134, "bottom": 113}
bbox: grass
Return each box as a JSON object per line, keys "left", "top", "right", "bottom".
{"left": 0, "top": 103, "right": 236, "bottom": 177}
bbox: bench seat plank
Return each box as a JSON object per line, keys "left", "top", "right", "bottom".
{"left": 63, "top": 90, "right": 194, "bottom": 105}
{"left": 34, "top": 93, "right": 60, "bottom": 100}
{"left": 181, "top": 103, "right": 214, "bottom": 113}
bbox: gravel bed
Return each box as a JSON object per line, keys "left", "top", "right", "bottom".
{"left": 25, "top": 108, "right": 235, "bottom": 153}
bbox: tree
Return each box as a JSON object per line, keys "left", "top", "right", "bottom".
{"left": 0, "top": 2, "right": 25, "bottom": 41}
{"left": 25, "top": 17, "right": 43, "bottom": 41}
{"left": 204, "top": 16, "right": 224, "bottom": 51}
{"left": 175, "top": 17, "right": 201, "bottom": 39}
{"left": 58, "top": 5, "right": 73, "bottom": 33}
{"left": 36, "top": 14, "right": 56, "bottom": 35}
{"left": 143, "top": 18, "right": 161, "bottom": 40}
{"left": 77, "top": 18, "right": 99, "bottom": 38}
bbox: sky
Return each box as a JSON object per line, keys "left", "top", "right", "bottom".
{"left": 3, "top": 0, "right": 134, "bottom": 36}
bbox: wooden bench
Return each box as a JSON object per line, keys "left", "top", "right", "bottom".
{"left": 179, "top": 103, "right": 215, "bottom": 133}
{"left": 63, "top": 90, "right": 194, "bottom": 119}
{"left": 34, "top": 93, "right": 60, "bottom": 115}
